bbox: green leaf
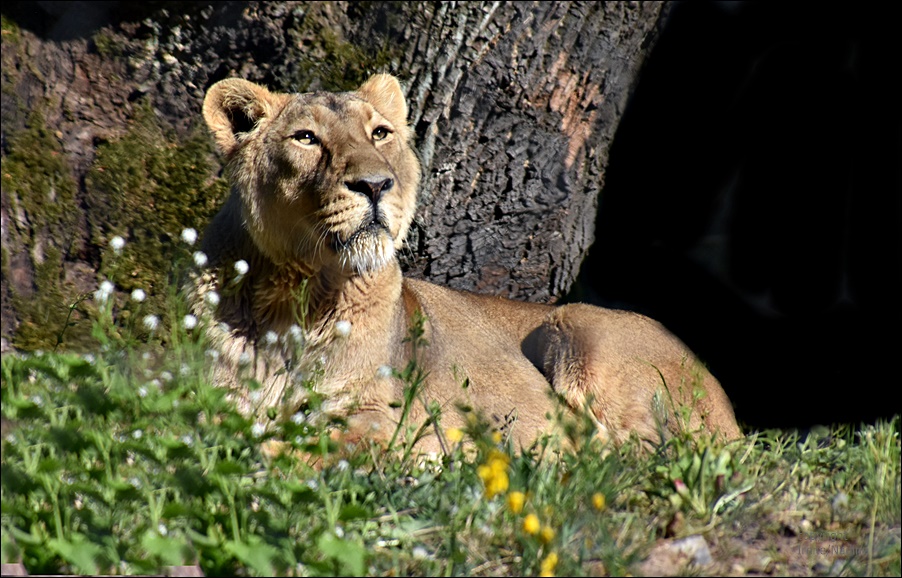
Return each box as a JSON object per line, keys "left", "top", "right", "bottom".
{"left": 223, "top": 538, "right": 279, "bottom": 576}
{"left": 214, "top": 460, "right": 246, "bottom": 476}
{"left": 338, "top": 503, "right": 371, "bottom": 522}
{"left": 316, "top": 532, "right": 368, "bottom": 576}
{"left": 141, "top": 531, "right": 193, "bottom": 566}
{"left": 48, "top": 535, "right": 104, "bottom": 575}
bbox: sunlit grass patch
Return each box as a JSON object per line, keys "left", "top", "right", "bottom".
{"left": 1, "top": 264, "right": 899, "bottom": 576}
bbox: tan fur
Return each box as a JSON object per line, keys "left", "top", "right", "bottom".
{"left": 195, "top": 74, "right": 741, "bottom": 452}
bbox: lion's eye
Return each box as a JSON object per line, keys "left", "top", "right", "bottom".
{"left": 372, "top": 126, "right": 392, "bottom": 141}
{"left": 291, "top": 130, "right": 319, "bottom": 145}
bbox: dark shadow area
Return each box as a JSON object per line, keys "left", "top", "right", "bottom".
{"left": 570, "top": 2, "right": 901, "bottom": 431}
{"left": 1, "top": 1, "right": 215, "bottom": 41}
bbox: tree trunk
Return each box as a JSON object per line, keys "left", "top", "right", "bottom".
{"left": 0, "top": 1, "right": 666, "bottom": 351}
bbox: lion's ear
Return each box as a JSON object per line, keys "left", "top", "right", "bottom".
{"left": 203, "top": 78, "right": 286, "bottom": 155}
{"left": 357, "top": 74, "right": 409, "bottom": 132}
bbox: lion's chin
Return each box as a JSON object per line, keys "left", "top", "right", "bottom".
{"left": 335, "top": 230, "right": 396, "bottom": 274}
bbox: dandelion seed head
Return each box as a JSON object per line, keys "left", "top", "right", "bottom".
{"left": 131, "top": 288, "right": 146, "bottom": 302}
{"left": 95, "top": 280, "right": 115, "bottom": 303}
{"left": 183, "top": 314, "right": 198, "bottom": 330}
{"left": 291, "top": 412, "right": 306, "bottom": 425}
{"left": 110, "top": 235, "right": 126, "bottom": 253}
{"left": 263, "top": 330, "right": 279, "bottom": 346}
{"left": 412, "top": 546, "right": 429, "bottom": 560}
{"left": 132, "top": 429, "right": 143, "bottom": 439}
{"left": 376, "top": 365, "right": 393, "bottom": 379}
{"left": 193, "top": 250, "right": 208, "bottom": 267}
{"left": 142, "top": 314, "right": 160, "bottom": 331}
{"left": 204, "top": 290, "right": 220, "bottom": 307}
{"left": 334, "top": 320, "right": 352, "bottom": 337}
{"left": 137, "top": 386, "right": 148, "bottom": 398}
{"left": 180, "top": 228, "right": 198, "bottom": 245}
{"left": 251, "top": 423, "right": 266, "bottom": 438}
{"left": 234, "top": 259, "right": 249, "bottom": 276}
{"left": 288, "top": 324, "right": 304, "bottom": 344}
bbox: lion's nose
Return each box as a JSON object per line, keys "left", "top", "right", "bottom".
{"left": 346, "top": 177, "right": 394, "bottom": 204}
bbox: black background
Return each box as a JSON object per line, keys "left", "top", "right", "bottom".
{"left": 572, "top": 1, "right": 901, "bottom": 432}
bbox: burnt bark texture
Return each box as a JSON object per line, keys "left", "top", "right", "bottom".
{"left": 0, "top": 1, "right": 666, "bottom": 351}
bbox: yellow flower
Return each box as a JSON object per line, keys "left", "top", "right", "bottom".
{"left": 592, "top": 492, "right": 606, "bottom": 511}
{"left": 507, "top": 491, "right": 526, "bottom": 514}
{"left": 539, "top": 552, "right": 559, "bottom": 577}
{"left": 523, "top": 513, "right": 540, "bottom": 535}
{"left": 491, "top": 430, "right": 503, "bottom": 444}
{"left": 477, "top": 450, "right": 511, "bottom": 499}
{"left": 446, "top": 427, "right": 464, "bottom": 444}
{"left": 539, "top": 525, "right": 555, "bottom": 544}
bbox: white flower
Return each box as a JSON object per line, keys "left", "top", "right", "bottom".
{"left": 263, "top": 330, "right": 279, "bottom": 346}
{"left": 83, "top": 353, "right": 95, "bottom": 364}
{"left": 336, "top": 460, "right": 349, "bottom": 472}
{"left": 238, "top": 351, "right": 252, "bottom": 367}
{"left": 251, "top": 423, "right": 266, "bottom": 438}
{"left": 110, "top": 235, "right": 126, "bottom": 254}
{"left": 376, "top": 365, "right": 393, "bottom": 379}
{"left": 291, "top": 412, "right": 306, "bottom": 425}
{"left": 288, "top": 324, "right": 304, "bottom": 345}
{"left": 158, "top": 523, "right": 168, "bottom": 536}
{"left": 412, "top": 546, "right": 429, "bottom": 560}
{"left": 95, "top": 280, "right": 115, "bottom": 304}
{"left": 132, "top": 429, "right": 143, "bottom": 439}
{"left": 137, "top": 386, "right": 148, "bottom": 398}
{"left": 180, "top": 435, "right": 194, "bottom": 446}
{"left": 204, "top": 291, "right": 220, "bottom": 306}
{"left": 183, "top": 314, "right": 198, "bottom": 330}
{"left": 205, "top": 348, "right": 220, "bottom": 361}
{"left": 234, "top": 259, "right": 249, "bottom": 276}
{"left": 193, "top": 250, "right": 208, "bottom": 267}
{"left": 131, "top": 289, "right": 146, "bottom": 303}
{"left": 334, "top": 320, "right": 352, "bottom": 337}
{"left": 142, "top": 314, "right": 159, "bottom": 331}
{"left": 180, "top": 228, "right": 198, "bottom": 245}
{"left": 160, "top": 370, "right": 173, "bottom": 383}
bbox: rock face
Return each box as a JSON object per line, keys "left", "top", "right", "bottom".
{"left": 1, "top": 1, "right": 665, "bottom": 351}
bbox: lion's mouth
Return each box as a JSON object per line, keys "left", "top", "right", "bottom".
{"left": 331, "top": 219, "right": 390, "bottom": 252}
{"left": 330, "top": 218, "right": 395, "bottom": 273}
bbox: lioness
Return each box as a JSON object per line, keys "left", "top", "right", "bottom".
{"left": 195, "top": 74, "right": 741, "bottom": 451}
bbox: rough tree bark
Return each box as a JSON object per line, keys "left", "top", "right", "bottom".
{"left": 0, "top": 1, "right": 666, "bottom": 351}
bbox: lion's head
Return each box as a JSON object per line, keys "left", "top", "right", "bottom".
{"left": 203, "top": 75, "right": 421, "bottom": 274}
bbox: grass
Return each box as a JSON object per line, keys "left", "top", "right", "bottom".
{"left": 1, "top": 253, "right": 900, "bottom": 576}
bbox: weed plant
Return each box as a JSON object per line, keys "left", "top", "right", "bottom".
{"left": 1, "top": 235, "right": 900, "bottom": 576}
